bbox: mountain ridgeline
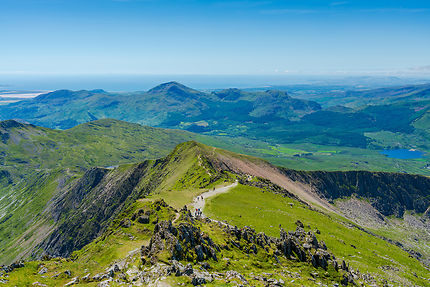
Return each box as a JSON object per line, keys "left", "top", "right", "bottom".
{"left": 2, "top": 81, "right": 430, "bottom": 153}
{"left": 0, "top": 133, "right": 430, "bottom": 285}
{"left": 0, "top": 82, "right": 321, "bottom": 130}
{"left": 0, "top": 118, "right": 200, "bottom": 180}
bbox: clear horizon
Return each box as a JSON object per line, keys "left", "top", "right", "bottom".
{"left": 1, "top": 0, "right": 429, "bottom": 77}
{"left": 1, "top": 74, "right": 430, "bottom": 92}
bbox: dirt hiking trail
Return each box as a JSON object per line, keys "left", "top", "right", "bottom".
{"left": 191, "top": 181, "right": 238, "bottom": 217}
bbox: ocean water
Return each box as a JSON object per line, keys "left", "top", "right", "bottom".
{"left": 0, "top": 74, "right": 428, "bottom": 92}
{"left": 0, "top": 75, "right": 317, "bottom": 92}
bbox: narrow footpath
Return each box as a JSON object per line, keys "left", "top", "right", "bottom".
{"left": 191, "top": 181, "right": 238, "bottom": 218}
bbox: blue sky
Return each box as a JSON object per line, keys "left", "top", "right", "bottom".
{"left": 0, "top": 0, "right": 429, "bottom": 76}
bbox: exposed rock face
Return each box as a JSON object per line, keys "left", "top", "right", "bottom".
{"left": 35, "top": 161, "right": 161, "bottom": 258}
{"left": 281, "top": 169, "right": 430, "bottom": 218}
{"left": 141, "top": 220, "right": 220, "bottom": 264}
{"left": 336, "top": 197, "right": 387, "bottom": 228}
{"left": 50, "top": 168, "right": 110, "bottom": 221}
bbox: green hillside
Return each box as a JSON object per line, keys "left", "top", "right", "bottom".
{"left": 0, "top": 118, "right": 197, "bottom": 178}
{"left": 1, "top": 141, "right": 429, "bottom": 286}
{"left": 205, "top": 184, "right": 429, "bottom": 286}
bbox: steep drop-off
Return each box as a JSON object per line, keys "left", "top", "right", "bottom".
{"left": 282, "top": 169, "right": 430, "bottom": 218}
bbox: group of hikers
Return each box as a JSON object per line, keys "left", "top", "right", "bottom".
{"left": 194, "top": 195, "right": 204, "bottom": 217}
{"left": 195, "top": 208, "right": 203, "bottom": 217}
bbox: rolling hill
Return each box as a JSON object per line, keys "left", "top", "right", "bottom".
{"left": 0, "top": 118, "right": 199, "bottom": 180}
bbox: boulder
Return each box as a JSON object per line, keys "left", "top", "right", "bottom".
{"left": 138, "top": 215, "right": 150, "bottom": 224}
{"left": 191, "top": 276, "right": 206, "bottom": 286}
{"left": 38, "top": 266, "right": 48, "bottom": 275}
{"left": 184, "top": 264, "right": 194, "bottom": 276}
{"left": 295, "top": 220, "right": 304, "bottom": 228}
{"left": 64, "top": 277, "right": 79, "bottom": 286}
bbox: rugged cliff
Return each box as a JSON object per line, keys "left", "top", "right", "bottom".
{"left": 282, "top": 169, "right": 430, "bottom": 217}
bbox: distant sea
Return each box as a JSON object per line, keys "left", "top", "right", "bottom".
{"left": 0, "top": 74, "right": 429, "bottom": 92}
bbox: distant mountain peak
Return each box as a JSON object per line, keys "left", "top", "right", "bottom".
{"left": 147, "top": 81, "right": 203, "bottom": 98}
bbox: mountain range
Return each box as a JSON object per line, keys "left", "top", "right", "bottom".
{"left": 0, "top": 82, "right": 321, "bottom": 130}
{"left": 2, "top": 81, "right": 430, "bottom": 176}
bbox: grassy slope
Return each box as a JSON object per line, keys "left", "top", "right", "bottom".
{"left": 0, "top": 141, "right": 231, "bottom": 264}
{"left": 0, "top": 122, "right": 203, "bottom": 265}
{"left": 205, "top": 184, "right": 430, "bottom": 286}
{"left": 1, "top": 142, "right": 430, "bottom": 286}
{"left": 0, "top": 118, "right": 198, "bottom": 176}
{"left": 0, "top": 169, "right": 78, "bottom": 264}
{"left": 1, "top": 149, "right": 344, "bottom": 286}
{"left": 3, "top": 200, "right": 345, "bottom": 287}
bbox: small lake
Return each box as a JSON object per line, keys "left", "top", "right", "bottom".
{"left": 380, "top": 149, "right": 425, "bottom": 159}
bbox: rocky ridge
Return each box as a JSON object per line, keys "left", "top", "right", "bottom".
{"left": 136, "top": 206, "right": 369, "bottom": 286}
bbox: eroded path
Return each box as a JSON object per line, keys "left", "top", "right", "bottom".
{"left": 191, "top": 181, "right": 238, "bottom": 217}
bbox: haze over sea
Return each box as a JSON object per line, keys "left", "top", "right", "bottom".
{"left": 1, "top": 74, "right": 430, "bottom": 92}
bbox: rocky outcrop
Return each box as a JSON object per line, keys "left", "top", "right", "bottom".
{"left": 140, "top": 208, "right": 363, "bottom": 286}
{"left": 0, "top": 260, "right": 24, "bottom": 274}
{"left": 141, "top": 219, "right": 220, "bottom": 264}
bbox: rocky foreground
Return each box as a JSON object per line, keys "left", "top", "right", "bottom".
{"left": 1, "top": 201, "right": 376, "bottom": 286}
